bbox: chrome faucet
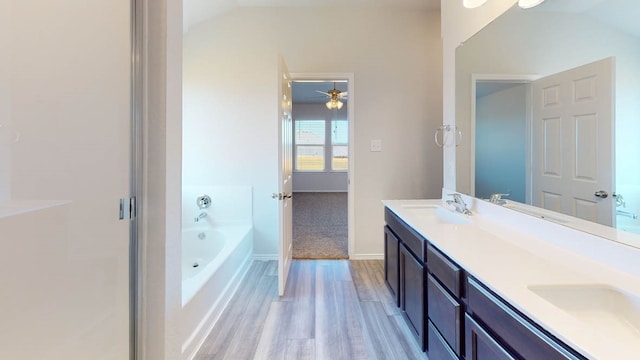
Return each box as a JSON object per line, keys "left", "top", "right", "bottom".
{"left": 194, "top": 211, "right": 208, "bottom": 222}
{"left": 446, "top": 193, "right": 472, "bottom": 215}
{"left": 489, "top": 193, "right": 510, "bottom": 205}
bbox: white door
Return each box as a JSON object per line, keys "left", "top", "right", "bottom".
{"left": 531, "top": 57, "right": 615, "bottom": 226}
{"left": 1, "top": 1, "right": 132, "bottom": 359}
{"left": 277, "top": 57, "right": 293, "bottom": 296}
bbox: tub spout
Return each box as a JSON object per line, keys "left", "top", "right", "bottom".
{"left": 194, "top": 212, "right": 208, "bottom": 222}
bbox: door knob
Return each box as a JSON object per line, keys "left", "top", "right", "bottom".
{"left": 594, "top": 190, "right": 609, "bottom": 198}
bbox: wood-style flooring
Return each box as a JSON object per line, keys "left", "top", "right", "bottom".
{"left": 194, "top": 260, "right": 428, "bottom": 360}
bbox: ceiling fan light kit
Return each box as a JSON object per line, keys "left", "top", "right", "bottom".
{"left": 326, "top": 99, "right": 344, "bottom": 110}
{"left": 316, "top": 82, "right": 347, "bottom": 110}
{"left": 463, "top": 0, "right": 545, "bottom": 9}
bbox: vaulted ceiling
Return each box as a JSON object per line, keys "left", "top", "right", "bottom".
{"left": 184, "top": 0, "right": 441, "bottom": 33}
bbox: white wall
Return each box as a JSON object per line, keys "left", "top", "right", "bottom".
{"left": 183, "top": 7, "right": 443, "bottom": 258}
{"left": 291, "top": 103, "right": 348, "bottom": 193}
{"left": 440, "top": 0, "right": 516, "bottom": 190}
{"left": 141, "top": 0, "right": 184, "bottom": 359}
{"left": 0, "top": 6, "right": 10, "bottom": 202}
{"left": 475, "top": 84, "right": 526, "bottom": 202}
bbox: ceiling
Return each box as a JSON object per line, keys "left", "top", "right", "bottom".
{"left": 529, "top": 0, "right": 640, "bottom": 38}
{"left": 292, "top": 81, "right": 348, "bottom": 104}
{"left": 184, "top": 0, "right": 441, "bottom": 33}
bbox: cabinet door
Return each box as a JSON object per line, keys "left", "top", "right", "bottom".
{"left": 400, "top": 243, "right": 426, "bottom": 350}
{"left": 465, "top": 314, "right": 516, "bottom": 360}
{"left": 384, "top": 226, "right": 400, "bottom": 306}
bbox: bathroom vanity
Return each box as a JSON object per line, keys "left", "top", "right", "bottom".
{"left": 383, "top": 197, "right": 640, "bottom": 360}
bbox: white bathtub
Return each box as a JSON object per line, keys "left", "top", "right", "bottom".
{"left": 181, "top": 222, "right": 253, "bottom": 360}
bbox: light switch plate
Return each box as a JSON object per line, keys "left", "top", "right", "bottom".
{"left": 370, "top": 139, "right": 382, "bottom": 152}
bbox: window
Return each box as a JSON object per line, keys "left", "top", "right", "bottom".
{"left": 331, "top": 120, "right": 348, "bottom": 171}
{"left": 294, "top": 119, "right": 349, "bottom": 172}
{"left": 295, "top": 120, "right": 325, "bottom": 171}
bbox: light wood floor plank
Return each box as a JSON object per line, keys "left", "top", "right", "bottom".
{"left": 350, "top": 260, "right": 400, "bottom": 316}
{"left": 194, "top": 259, "right": 425, "bottom": 360}
{"left": 361, "top": 301, "right": 428, "bottom": 360}
{"left": 253, "top": 301, "right": 292, "bottom": 360}
{"left": 284, "top": 339, "right": 315, "bottom": 360}
{"left": 195, "top": 261, "right": 272, "bottom": 358}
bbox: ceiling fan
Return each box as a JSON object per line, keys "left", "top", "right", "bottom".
{"left": 316, "top": 82, "right": 348, "bottom": 109}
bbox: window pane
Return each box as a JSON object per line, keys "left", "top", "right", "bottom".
{"left": 331, "top": 120, "right": 348, "bottom": 144}
{"left": 296, "top": 120, "right": 325, "bottom": 145}
{"left": 332, "top": 145, "right": 348, "bottom": 171}
{"left": 296, "top": 145, "right": 325, "bottom": 171}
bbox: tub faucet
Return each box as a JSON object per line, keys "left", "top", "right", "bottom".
{"left": 446, "top": 193, "right": 472, "bottom": 215}
{"left": 194, "top": 211, "right": 208, "bottom": 222}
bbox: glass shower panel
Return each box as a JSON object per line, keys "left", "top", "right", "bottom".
{"left": 0, "top": 1, "right": 133, "bottom": 359}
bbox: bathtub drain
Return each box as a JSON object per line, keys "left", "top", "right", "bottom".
{"left": 192, "top": 262, "right": 199, "bottom": 268}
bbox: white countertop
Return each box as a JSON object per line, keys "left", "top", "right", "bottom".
{"left": 383, "top": 199, "right": 640, "bottom": 360}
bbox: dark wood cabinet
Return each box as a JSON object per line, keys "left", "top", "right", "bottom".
{"left": 427, "top": 244, "right": 462, "bottom": 297}
{"left": 384, "top": 226, "right": 400, "bottom": 306}
{"left": 464, "top": 314, "right": 516, "bottom": 360}
{"left": 400, "top": 242, "right": 426, "bottom": 351}
{"left": 385, "top": 208, "right": 427, "bottom": 351}
{"left": 427, "top": 274, "right": 462, "bottom": 357}
{"left": 428, "top": 321, "right": 458, "bottom": 360}
{"left": 383, "top": 205, "right": 584, "bottom": 360}
{"left": 466, "top": 277, "right": 585, "bottom": 360}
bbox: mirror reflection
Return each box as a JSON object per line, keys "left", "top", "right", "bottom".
{"left": 455, "top": 0, "right": 640, "bottom": 236}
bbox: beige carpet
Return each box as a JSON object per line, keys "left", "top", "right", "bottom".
{"left": 292, "top": 192, "right": 348, "bottom": 259}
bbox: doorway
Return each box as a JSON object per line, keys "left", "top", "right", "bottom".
{"left": 470, "top": 74, "right": 537, "bottom": 203}
{"left": 290, "top": 75, "right": 354, "bottom": 259}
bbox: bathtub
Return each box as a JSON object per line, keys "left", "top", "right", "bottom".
{"left": 181, "top": 222, "right": 253, "bottom": 360}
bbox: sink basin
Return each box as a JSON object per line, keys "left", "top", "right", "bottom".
{"left": 528, "top": 284, "right": 640, "bottom": 343}
{"left": 401, "top": 204, "right": 471, "bottom": 224}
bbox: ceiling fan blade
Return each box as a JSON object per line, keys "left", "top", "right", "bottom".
{"left": 315, "top": 90, "right": 331, "bottom": 96}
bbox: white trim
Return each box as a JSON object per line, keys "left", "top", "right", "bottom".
{"left": 253, "top": 254, "right": 279, "bottom": 261}
{"left": 291, "top": 72, "right": 356, "bottom": 259}
{"left": 470, "top": 74, "right": 539, "bottom": 198}
{"left": 349, "top": 253, "right": 384, "bottom": 260}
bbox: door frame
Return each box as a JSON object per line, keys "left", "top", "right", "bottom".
{"left": 470, "top": 74, "right": 538, "bottom": 203}
{"left": 131, "top": 0, "right": 142, "bottom": 358}
{"left": 290, "top": 72, "right": 355, "bottom": 258}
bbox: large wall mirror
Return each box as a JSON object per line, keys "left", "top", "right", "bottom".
{"left": 455, "top": 0, "right": 640, "bottom": 243}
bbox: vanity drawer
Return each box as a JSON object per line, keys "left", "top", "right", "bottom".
{"left": 385, "top": 207, "right": 425, "bottom": 262}
{"left": 466, "top": 277, "right": 585, "bottom": 360}
{"left": 427, "top": 244, "right": 462, "bottom": 297}
{"left": 428, "top": 321, "right": 459, "bottom": 360}
{"left": 428, "top": 274, "right": 462, "bottom": 356}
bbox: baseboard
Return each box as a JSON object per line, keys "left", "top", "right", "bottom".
{"left": 253, "top": 253, "right": 278, "bottom": 261}
{"left": 254, "top": 253, "right": 383, "bottom": 261}
{"left": 349, "top": 253, "right": 384, "bottom": 260}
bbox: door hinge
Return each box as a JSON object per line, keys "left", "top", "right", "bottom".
{"left": 119, "top": 197, "right": 137, "bottom": 220}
